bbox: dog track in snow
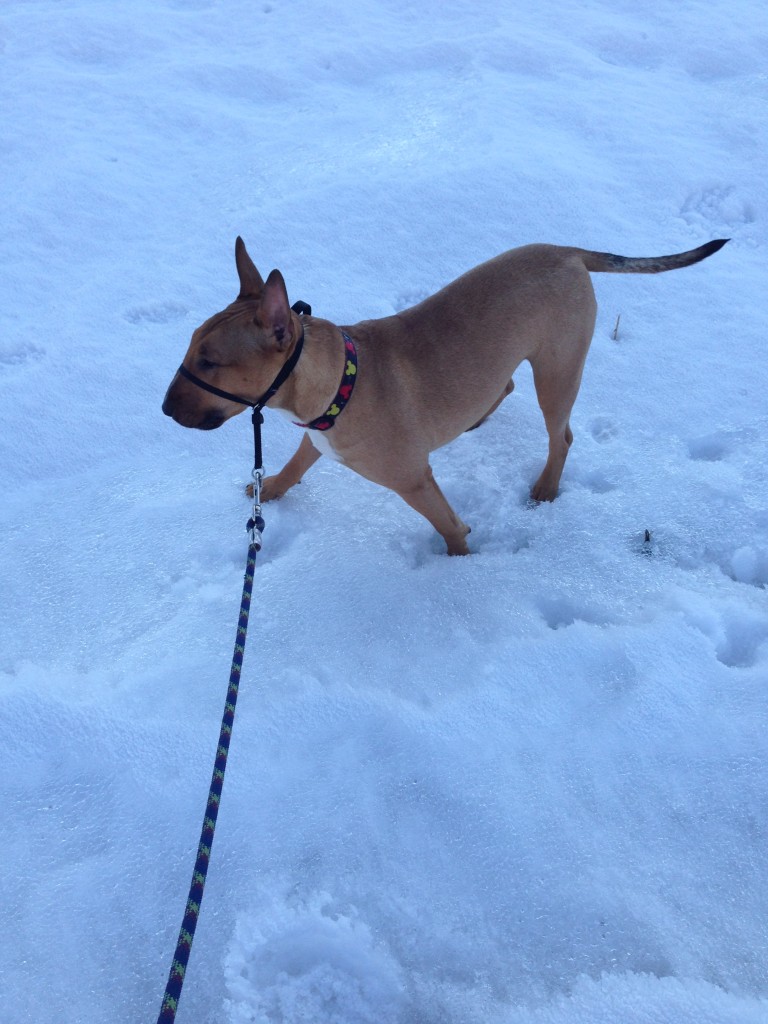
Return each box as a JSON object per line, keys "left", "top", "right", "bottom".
{"left": 677, "top": 427, "right": 767, "bottom": 588}
{"left": 686, "top": 430, "right": 735, "bottom": 463}
{"left": 589, "top": 415, "right": 619, "bottom": 443}
{"left": 714, "top": 611, "right": 768, "bottom": 669}
{"left": 225, "top": 892, "right": 406, "bottom": 1024}
{"left": 572, "top": 468, "right": 616, "bottom": 495}
{"left": 699, "top": 543, "right": 768, "bottom": 592}
{"left": 727, "top": 546, "right": 768, "bottom": 589}
{"left": 643, "top": 527, "right": 768, "bottom": 592}
{"left": 538, "top": 594, "right": 620, "bottom": 631}
{"left": 681, "top": 598, "right": 768, "bottom": 669}
{"left": 0, "top": 341, "right": 45, "bottom": 370}
{"left": 680, "top": 185, "right": 755, "bottom": 233}
{"left": 123, "top": 301, "right": 188, "bottom": 325}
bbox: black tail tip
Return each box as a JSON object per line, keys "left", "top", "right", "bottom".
{"left": 691, "top": 238, "right": 729, "bottom": 263}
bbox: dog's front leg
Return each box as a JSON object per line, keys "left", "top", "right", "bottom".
{"left": 259, "top": 432, "right": 321, "bottom": 501}
{"left": 396, "top": 464, "right": 471, "bottom": 556}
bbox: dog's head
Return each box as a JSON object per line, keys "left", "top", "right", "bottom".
{"left": 162, "top": 238, "right": 297, "bottom": 429}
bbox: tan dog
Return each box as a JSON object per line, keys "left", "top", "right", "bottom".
{"left": 163, "top": 236, "right": 727, "bottom": 554}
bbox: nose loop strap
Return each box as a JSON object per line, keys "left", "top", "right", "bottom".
{"left": 176, "top": 325, "right": 306, "bottom": 411}
{"left": 177, "top": 364, "right": 255, "bottom": 407}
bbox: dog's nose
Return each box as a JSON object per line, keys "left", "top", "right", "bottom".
{"left": 162, "top": 393, "right": 175, "bottom": 417}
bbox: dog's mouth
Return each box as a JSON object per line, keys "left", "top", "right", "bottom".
{"left": 195, "top": 411, "right": 226, "bottom": 430}
{"left": 162, "top": 396, "right": 226, "bottom": 431}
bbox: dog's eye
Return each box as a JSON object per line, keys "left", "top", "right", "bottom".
{"left": 198, "top": 358, "right": 218, "bottom": 371}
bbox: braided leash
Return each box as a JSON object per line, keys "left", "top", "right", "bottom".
{"left": 156, "top": 452, "right": 265, "bottom": 1023}
{"left": 157, "top": 539, "right": 258, "bottom": 1024}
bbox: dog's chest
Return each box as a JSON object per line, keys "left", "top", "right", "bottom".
{"left": 307, "top": 428, "right": 343, "bottom": 462}
{"left": 274, "top": 408, "right": 344, "bottom": 463}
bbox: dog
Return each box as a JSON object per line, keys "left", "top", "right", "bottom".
{"left": 162, "top": 236, "right": 727, "bottom": 554}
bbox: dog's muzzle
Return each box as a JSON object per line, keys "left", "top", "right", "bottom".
{"left": 161, "top": 388, "right": 226, "bottom": 430}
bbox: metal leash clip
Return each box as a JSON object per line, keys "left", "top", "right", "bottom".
{"left": 247, "top": 467, "right": 266, "bottom": 550}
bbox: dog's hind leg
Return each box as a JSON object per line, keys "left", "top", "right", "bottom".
{"left": 395, "top": 463, "right": 471, "bottom": 555}
{"left": 466, "top": 379, "right": 515, "bottom": 431}
{"left": 529, "top": 339, "right": 590, "bottom": 503}
{"left": 253, "top": 432, "right": 321, "bottom": 501}
{"left": 530, "top": 411, "right": 574, "bottom": 503}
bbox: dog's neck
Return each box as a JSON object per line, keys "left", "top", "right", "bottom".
{"left": 266, "top": 316, "right": 349, "bottom": 424}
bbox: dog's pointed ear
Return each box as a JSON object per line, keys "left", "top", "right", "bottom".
{"left": 235, "top": 236, "right": 265, "bottom": 299}
{"left": 262, "top": 269, "right": 292, "bottom": 351}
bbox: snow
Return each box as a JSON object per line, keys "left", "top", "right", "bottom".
{"left": 1, "top": 1, "right": 766, "bottom": 1022}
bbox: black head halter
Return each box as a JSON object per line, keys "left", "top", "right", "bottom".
{"left": 176, "top": 301, "right": 310, "bottom": 473}
{"left": 177, "top": 326, "right": 305, "bottom": 411}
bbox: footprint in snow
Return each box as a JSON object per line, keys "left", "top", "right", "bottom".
{"left": 686, "top": 431, "right": 734, "bottom": 462}
{"left": 538, "top": 594, "right": 619, "bottom": 630}
{"left": 572, "top": 468, "right": 616, "bottom": 495}
{"left": 728, "top": 546, "right": 768, "bottom": 589}
{"left": 0, "top": 342, "right": 45, "bottom": 369}
{"left": 715, "top": 610, "right": 768, "bottom": 669}
{"left": 680, "top": 185, "right": 755, "bottom": 233}
{"left": 225, "top": 893, "right": 405, "bottom": 1024}
{"left": 589, "top": 416, "right": 619, "bottom": 443}
{"left": 123, "top": 301, "right": 188, "bottom": 325}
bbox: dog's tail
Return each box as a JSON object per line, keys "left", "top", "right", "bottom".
{"left": 580, "top": 238, "right": 729, "bottom": 274}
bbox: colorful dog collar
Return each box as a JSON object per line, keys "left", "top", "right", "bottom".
{"left": 295, "top": 331, "right": 358, "bottom": 431}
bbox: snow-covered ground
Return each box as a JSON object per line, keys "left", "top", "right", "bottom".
{"left": 1, "top": 2, "right": 766, "bottom": 1022}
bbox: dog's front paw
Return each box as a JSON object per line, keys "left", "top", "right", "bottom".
{"left": 257, "top": 474, "right": 294, "bottom": 502}
{"left": 445, "top": 522, "right": 471, "bottom": 556}
{"left": 529, "top": 482, "right": 558, "bottom": 503}
{"left": 245, "top": 480, "right": 279, "bottom": 501}
{"left": 245, "top": 473, "right": 302, "bottom": 501}
{"left": 447, "top": 539, "right": 471, "bottom": 556}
